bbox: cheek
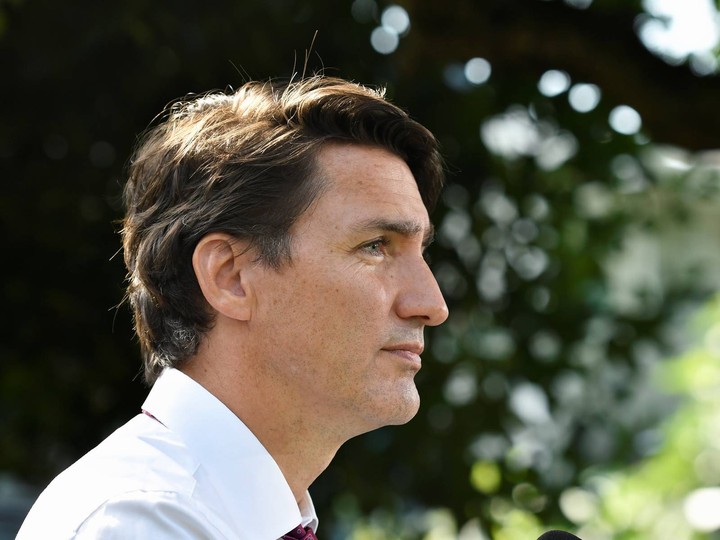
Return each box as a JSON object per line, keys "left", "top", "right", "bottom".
{"left": 313, "top": 279, "right": 387, "bottom": 351}
{"left": 320, "top": 270, "right": 390, "bottom": 318}
{"left": 266, "top": 263, "right": 392, "bottom": 342}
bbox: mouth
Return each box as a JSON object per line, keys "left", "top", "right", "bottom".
{"left": 381, "top": 343, "right": 424, "bottom": 366}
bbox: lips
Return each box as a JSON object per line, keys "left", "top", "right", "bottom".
{"left": 381, "top": 342, "right": 424, "bottom": 366}
{"left": 382, "top": 342, "right": 424, "bottom": 355}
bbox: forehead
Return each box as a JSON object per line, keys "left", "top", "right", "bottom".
{"left": 309, "top": 142, "right": 430, "bottom": 228}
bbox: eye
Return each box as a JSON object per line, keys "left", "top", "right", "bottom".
{"left": 361, "top": 238, "right": 388, "bottom": 256}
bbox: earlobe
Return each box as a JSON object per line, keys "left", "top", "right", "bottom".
{"left": 192, "top": 233, "right": 253, "bottom": 321}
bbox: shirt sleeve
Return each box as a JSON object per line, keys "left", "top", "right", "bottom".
{"left": 74, "top": 490, "right": 231, "bottom": 539}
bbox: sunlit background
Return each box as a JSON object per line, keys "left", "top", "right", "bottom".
{"left": 3, "top": 0, "right": 720, "bottom": 538}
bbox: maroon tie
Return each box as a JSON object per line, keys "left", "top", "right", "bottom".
{"left": 282, "top": 524, "right": 318, "bottom": 540}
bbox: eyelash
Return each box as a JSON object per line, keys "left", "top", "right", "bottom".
{"left": 361, "top": 238, "right": 389, "bottom": 256}
{"left": 360, "top": 238, "right": 433, "bottom": 263}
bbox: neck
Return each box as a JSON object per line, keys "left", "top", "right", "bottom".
{"left": 181, "top": 333, "right": 344, "bottom": 503}
{"left": 229, "top": 381, "right": 341, "bottom": 501}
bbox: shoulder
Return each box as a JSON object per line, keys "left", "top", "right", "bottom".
{"left": 73, "top": 490, "right": 231, "bottom": 539}
{"left": 17, "top": 415, "right": 228, "bottom": 539}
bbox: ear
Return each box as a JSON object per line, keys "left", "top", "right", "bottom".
{"left": 192, "top": 233, "right": 254, "bottom": 321}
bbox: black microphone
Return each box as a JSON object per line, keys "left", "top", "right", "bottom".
{"left": 537, "top": 531, "right": 581, "bottom": 540}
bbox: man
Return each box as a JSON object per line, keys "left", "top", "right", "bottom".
{"left": 18, "top": 75, "right": 449, "bottom": 539}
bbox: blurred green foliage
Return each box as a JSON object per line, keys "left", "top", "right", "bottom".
{"left": 3, "top": 0, "right": 720, "bottom": 538}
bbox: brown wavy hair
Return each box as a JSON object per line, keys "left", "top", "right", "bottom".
{"left": 121, "top": 76, "right": 444, "bottom": 384}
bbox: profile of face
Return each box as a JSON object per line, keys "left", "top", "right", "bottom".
{"left": 248, "top": 143, "right": 449, "bottom": 440}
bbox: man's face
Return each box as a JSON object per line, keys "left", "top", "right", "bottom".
{"left": 249, "top": 143, "right": 448, "bottom": 439}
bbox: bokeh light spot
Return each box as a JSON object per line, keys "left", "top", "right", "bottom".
{"left": 464, "top": 57, "right": 492, "bottom": 85}
{"left": 381, "top": 5, "right": 410, "bottom": 35}
{"left": 511, "top": 218, "right": 539, "bottom": 244}
{"left": 444, "top": 366, "right": 478, "bottom": 406}
{"left": 480, "top": 106, "right": 577, "bottom": 171}
{"left": 690, "top": 51, "right": 719, "bottom": 75}
{"left": 470, "top": 461, "right": 502, "bottom": 494}
{"left": 511, "top": 247, "right": 549, "bottom": 281}
{"left": 559, "top": 488, "right": 599, "bottom": 524}
{"left": 509, "top": 382, "right": 551, "bottom": 424}
{"left": 443, "top": 62, "right": 471, "bottom": 92}
{"left": 529, "top": 330, "right": 561, "bottom": 361}
{"left": 481, "top": 107, "right": 540, "bottom": 159}
{"left": 609, "top": 105, "right": 642, "bottom": 135}
{"left": 536, "top": 131, "right": 578, "bottom": 171}
{"left": 564, "top": 0, "right": 593, "bottom": 8}
{"left": 538, "top": 69, "right": 571, "bottom": 97}
{"left": 370, "top": 26, "right": 399, "bottom": 54}
{"left": 639, "top": 0, "right": 720, "bottom": 63}
{"left": 568, "top": 83, "right": 601, "bottom": 113}
{"left": 684, "top": 488, "right": 720, "bottom": 531}
{"left": 351, "top": 0, "right": 378, "bottom": 22}
{"left": 513, "top": 483, "right": 547, "bottom": 513}
{"left": 574, "top": 182, "right": 614, "bottom": 219}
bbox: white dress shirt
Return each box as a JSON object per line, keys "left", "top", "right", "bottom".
{"left": 17, "top": 368, "right": 318, "bottom": 539}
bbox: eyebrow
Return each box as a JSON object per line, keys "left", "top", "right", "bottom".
{"left": 351, "top": 218, "right": 436, "bottom": 247}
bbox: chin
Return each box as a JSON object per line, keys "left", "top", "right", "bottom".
{"left": 355, "top": 383, "right": 421, "bottom": 432}
{"left": 385, "top": 390, "right": 421, "bottom": 426}
{"left": 389, "top": 409, "right": 419, "bottom": 426}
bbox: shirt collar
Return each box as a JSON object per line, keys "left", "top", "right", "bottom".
{"left": 142, "top": 368, "right": 318, "bottom": 537}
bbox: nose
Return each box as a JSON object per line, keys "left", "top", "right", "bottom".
{"left": 395, "top": 256, "right": 449, "bottom": 327}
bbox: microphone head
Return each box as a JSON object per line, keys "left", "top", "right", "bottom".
{"left": 537, "top": 531, "right": 581, "bottom": 540}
